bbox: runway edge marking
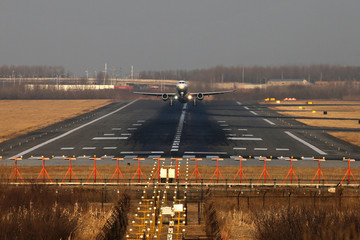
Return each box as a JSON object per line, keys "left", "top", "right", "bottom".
{"left": 10, "top": 99, "right": 139, "bottom": 159}
{"left": 284, "top": 131, "right": 327, "bottom": 155}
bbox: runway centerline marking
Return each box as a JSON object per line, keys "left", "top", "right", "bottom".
{"left": 284, "top": 131, "right": 327, "bottom": 155}
{"left": 236, "top": 101, "right": 242, "bottom": 105}
{"left": 10, "top": 100, "right": 138, "bottom": 158}
{"left": 171, "top": 103, "right": 187, "bottom": 152}
{"left": 244, "top": 106, "right": 249, "bottom": 110}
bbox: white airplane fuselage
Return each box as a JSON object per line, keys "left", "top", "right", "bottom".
{"left": 175, "top": 81, "right": 192, "bottom": 103}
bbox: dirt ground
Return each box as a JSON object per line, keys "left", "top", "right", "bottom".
{"left": 0, "top": 100, "right": 112, "bottom": 143}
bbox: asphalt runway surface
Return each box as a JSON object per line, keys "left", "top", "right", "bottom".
{"left": 1, "top": 99, "right": 360, "bottom": 167}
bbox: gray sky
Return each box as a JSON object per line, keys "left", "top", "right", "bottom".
{"left": 1, "top": 0, "right": 360, "bottom": 76}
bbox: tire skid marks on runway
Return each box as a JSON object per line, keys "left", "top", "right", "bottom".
{"left": 171, "top": 104, "right": 187, "bottom": 152}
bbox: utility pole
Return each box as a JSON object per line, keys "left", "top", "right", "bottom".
{"left": 104, "top": 63, "right": 107, "bottom": 85}
{"left": 131, "top": 65, "right": 134, "bottom": 80}
{"left": 242, "top": 66, "right": 245, "bottom": 84}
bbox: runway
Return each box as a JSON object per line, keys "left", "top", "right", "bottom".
{"left": 1, "top": 100, "right": 360, "bottom": 166}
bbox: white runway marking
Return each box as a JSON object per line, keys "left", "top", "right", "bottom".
{"left": 242, "top": 134, "right": 254, "bottom": 137}
{"left": 10, "top": 100, "right": 138, "bottom": 158}
{"left": 233, "top": 147, "right": 246, "bottom": 150}
{"left": 226, "top": 133, "right": 237, "bottom": 137}
{"left": 132, "top": 123, "right": 142, "bottom": 126}
{"left": 254, "top": 148, "right": 267, "bottom": 151}
{"left": 184, "top": 151, "right": 227, "bottom": 155}
{"left": 171, "top": 103, "right": 187, "bottom": 152}
{"left": 276, "top": 148, "right": 289, "bottom": 151}
{"left": 61, "top": 147, "right": 74, "bottom": 150}
{"left": 121, "top": 133, "right": 131, "bottom": 136}
{"left": 112, "top": 128, "right": 122, "bottom": 131}
{"left": 217, "top": 120, "right": 226, "bottom": 123}
{"left": 92, "top": 137, "right": 128, "bottom": 140}
{"left": 137, "top": 120, "right": 146, "bottom": 123}
{"left": 263, "top": 119, "right": 275, "bottom": 125}
{"left": 103, "top": 147, "right": 117, "bottom": 150}
{"left": 127, "top": 128, "right": 137, "bottom": 130}
{"left": 104, "top": 133, "right": 115, "bottom": 136}
{"left": 82, "top": 147, "right": 96, "bottom": 150}
{"left": 223, "top": 128, "right": 232, "bottom": 131}
{"left": 238, "top": 129, "right": 248, "bottom": 131}
{"left": 244, "top": 106, "right": 249, "bottom": 110}
{"left": 227, "top": 137, "right": 263, "bottom": 141}
{"left": 236, "top": 101, "right": 242, "bottom": 105}
{"left": 284, "top": 131, "right": 327, "bottom": 155}
{"left": 250, "top": 111, "right": 258, "bottom": 116}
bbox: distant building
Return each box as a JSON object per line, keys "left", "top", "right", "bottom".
{"left": 267, "top": 79, "right": 309, "bottom": 86}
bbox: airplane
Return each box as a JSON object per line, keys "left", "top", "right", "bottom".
{"left": 133, "top": 80, "right": 233, "bottom": 106}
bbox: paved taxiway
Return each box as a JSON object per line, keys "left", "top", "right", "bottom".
{"left": 1, "top": 100, "right": 360, "bottom": 167}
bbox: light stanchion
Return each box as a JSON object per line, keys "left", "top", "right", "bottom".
{"left": 9, "top": 156, "right": 24, "bottom": 183}
{"left": 209, "top": 158, "right": 225, "bottom": 183}
{"left": 188, "top": 158, "right": 203, "bottom": 183}
{"left": 171, "top": 158, "right": 184, "bottom": 182}
{"left": 232, "top": 156, "right": 248, "bottom": 183}
{"left": 282, "top": 157, "right": 299, "bottom": 184}
{"left": 36, "top": 156, "right": 52, "bottom": 183}
{"left": 340, "top": 158, "right": 358, "bottom": 184}
{"left": 110, "top": 157, "right": 125, "bottom": 183}
{"left": 87, "top": 155, "right": 103, "bottom": 183}
{"left": 62, "top": 156, "right": 79, "bottom": 183}
{"left": 311, "top": 157, "right": 328, "bottom": 184}
{"left": 151, "top": 157, "right": 166, "bottom": 182}
{"left": 131, "top": 158, "right": 146, "bottom": 183}
{"left": 256, "top": 157, "right": 273, "bottom": 184}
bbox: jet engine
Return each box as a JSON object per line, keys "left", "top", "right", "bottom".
{"left": 196, "top": 93, "right": 204, "bottom": 100}
{"left": 162, "top": 93, "right": 169, "bottom": 101}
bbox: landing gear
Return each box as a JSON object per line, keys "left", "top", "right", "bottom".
{"left": 169, "top": 98, "right": 174, "bottom": 106}
{"left": 192, "top": 98, "right": 197, "bottom": 106}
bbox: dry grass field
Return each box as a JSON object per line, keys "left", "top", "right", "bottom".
{"left": 269, "top": 100, "right": 360, "bottom": 147}
{"left": 0, "top": 100, "right": 112, "bottom": 143}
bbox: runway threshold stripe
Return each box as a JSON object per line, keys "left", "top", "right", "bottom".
{"left": 10, "top": 100, "right": 138, "bottom": 158}
{"left": 284, "top": 131, "right": 327, "bottom": 155}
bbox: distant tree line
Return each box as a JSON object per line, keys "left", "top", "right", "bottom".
{"left": 0, "top": 65, "right": 67, "bottom": 78}
{"left": 139, "top": 65, "right": 360, "bottom": 83}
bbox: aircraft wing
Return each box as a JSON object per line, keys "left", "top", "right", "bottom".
{"left": 133, "top": 92, "right": 176, "bottom": 97}
{"left": 190, "top": 90, "right": 234, "bottom": 96}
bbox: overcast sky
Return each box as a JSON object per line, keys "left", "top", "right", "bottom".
{"left": 1, "top": 0, "right": 360, "bottom": 76}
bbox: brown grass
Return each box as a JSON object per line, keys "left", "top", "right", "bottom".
{"left": 269, "top": 100, "right": 360, "bottom": 147}
{"left": 0, "top": 100, "right": 112, "bottom": 143}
